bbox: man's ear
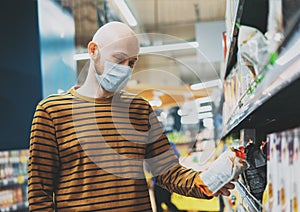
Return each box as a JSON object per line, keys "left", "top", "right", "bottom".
{"left": 88, "top": 41, "right": 99, "bottom": 59}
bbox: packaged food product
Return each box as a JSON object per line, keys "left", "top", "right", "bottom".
{"left": 238, "top": 25, "right": 269, "bottom": 77}
{"left": 280, "top": 131, "right": 289, "bottom": 211}
{"left": 293, "top": 128, "right": 300, "bottom": 212}
{"left": 199, "top": 146, "right": 249, "bottom": 194}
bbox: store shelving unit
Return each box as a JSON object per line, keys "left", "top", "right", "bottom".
{"left": 221, "top": 0, "right": 300, "bottom": 211}
{"left": 0, "top": 150, "right": 29, "bottom": 211}
{"left": 0, "top": 202, "right": 29, "bottom": 212}
{"left": 223, "top": 31, "right": 300, "bottom": 138}
{"left": 0, "top": 176, "right": 27, "bottom": 189}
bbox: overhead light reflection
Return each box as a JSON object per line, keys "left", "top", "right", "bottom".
{"left": 190, "top": 79, "right": 222, "bottom": 90}
{"left": 198, "top": 112, "right": 213, "bottom": 119}
{"left": 113, "top": 0, "right": 137, "bottom": 27}
{"left": 276, "top": 36, "right": 300, "bottom": 65}
{"left": 73, "top": 42, "right": 199, "bottom": 61}
{"left": 197, "top": 105, "right": 212, "bottom": 113}
{"left": 140, "top": 42, "right": 199, "bottom": 54}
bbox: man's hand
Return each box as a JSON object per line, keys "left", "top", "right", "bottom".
{"left": 213, "top": 182, "right": 235, "bottom": 197}
{"left": 195, "top": 147, "right": 249, "bottom": 197}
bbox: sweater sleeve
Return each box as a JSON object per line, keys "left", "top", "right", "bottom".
{"left": 145, "top": 106, "right": 212, "bottom": 199}
{"left": 28, "top": 103, "right": 60, "bottom": 211}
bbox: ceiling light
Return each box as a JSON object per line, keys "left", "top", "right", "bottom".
{"left": 181, "top": 116, "right": 199, "bottom": 125}
{"left": 177, "top": 109, "right": 183, "bottom": 116}
{"left": 113, "top": 0, "right": 137, "bottom": 27}
{"left": 149, "top": 97, "right": 162, "bottom": 107}
{"left": 195, "top": 97, "right": 213, "bottom": 104}
{"left": 190, "top": 79, "right": 222, "bottom": 90}
{"left": 197, "top": 105, "right": 212, "bottom": 113}
{"left": 140, "top": 42, "right": 199, "bottom": 54}
{"left": 73, "top": 53, "right": 89, "bottom": 61}
{"left": 198, "top": 112, "right": 213, "bottom": 119}
{"left": 73, "top": 42, "right": 200, "bottom": 61}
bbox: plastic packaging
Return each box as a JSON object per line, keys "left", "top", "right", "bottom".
{"left": 238, "top": 25, "right": 270, "bottom": 78}
{"left": 199, "top": 146, "right": 249, "bottom": 194}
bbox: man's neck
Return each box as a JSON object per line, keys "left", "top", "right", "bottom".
{"left": 77, "top": 73, "right": 113, "bottom": 99}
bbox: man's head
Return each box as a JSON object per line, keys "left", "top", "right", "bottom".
{"left": 88, "top": 22, "right": 140, "bottom": 75}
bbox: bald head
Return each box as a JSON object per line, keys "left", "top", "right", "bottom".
{"left": 92, "top": 22, "right": 139, "bottom": 53}
{"left": 87, "top": 22, "right": 139, "bottom": 78}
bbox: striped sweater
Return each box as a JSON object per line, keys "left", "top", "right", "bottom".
{"left": 28, "top": 86, "right": 210, "bottom": 211}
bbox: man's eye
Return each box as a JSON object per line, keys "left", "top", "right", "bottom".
{"left": 129, "top": 60, "right": 135, "bottom": 67}
{"left": 115, "top": 57, "right": 125, "bottom": 62}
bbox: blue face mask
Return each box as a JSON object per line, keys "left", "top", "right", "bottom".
{"left": 95, "top": 61, "right": 132, "bottom": 93}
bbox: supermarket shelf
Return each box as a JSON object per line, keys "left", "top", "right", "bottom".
{"left": 223, "top": 0, "right": 269, "bottom": 79}
{"left": 222, "top": 26, "right": 300, "bottom": 138}
{"left": 234, "top": 181, "right": 263, "bottom": 212}
{"left": 0, "top": 175, "right": 27, "bottom": 188}
{"left": 0, "top": 158, "right": 21, "bottom": 165}
{"left": 0, "top": 201, "right": 28, "bottom": 212}
{"left": 223, "top": 0, "right": 244, "bottom": 79}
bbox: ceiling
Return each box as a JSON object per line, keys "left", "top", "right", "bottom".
{"left": 63, "top": 0, "right": 227, "bottom": 108}
{"left": 121, "top": 0, "right": 226, "bottom": 41}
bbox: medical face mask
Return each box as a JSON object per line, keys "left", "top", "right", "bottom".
{"left": 95, "top": 61, "right": 132, "bottom": 93}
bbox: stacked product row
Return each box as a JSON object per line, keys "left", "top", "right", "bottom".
{"left": 0, "top": 150, "right": 28, "bottom": 211}
{"left": 264, "top": 127, "right": 300, "bottom": 212}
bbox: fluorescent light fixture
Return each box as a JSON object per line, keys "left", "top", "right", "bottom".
{"left": 149, "top": 98, "right": 162, "bottom": 107}
{"left": 276, "top": 36, "right": 300, "bottom": 65}
{"left": 198, "top": 112, "right": 213, "bottom": 119}
{"left": 113, "top": 0, "right": 137, "bottom": 27}
{"left": 195, "top": 97, "right": 212, "bottom": 104}
{"left": 190, "top": 79, "right": 222, "bottom": 90}
{"left": 73, "top": 53, "right": 89, "bottom": 61}
{"left": 181, "top": 116, "right": 199, "bottom": 125}
{"left": 177, "top": 109, "right": 183, "bottom": 116}
{"left": 73, "top": 41, "right": 200, "bottom": 61}
{"left": 140, "top": 42, "right": 199, "bottom": 54}
{"left": 197, "top": 105, "right": 212, "bottom": 113}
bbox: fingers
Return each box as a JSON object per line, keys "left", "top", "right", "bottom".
{"left": 213, "top": 182, "right": 235, "bottom": 197}
{"left": 213, "top": 191, "right": 221, "bottom": 197}
{"left": 219, "top": 187, "right": 231, "bottom": 196}
{"left": 231, "top": 177, "right": 239, "bottom": 182}
{"left": 224, "top": 182, "right": 235, "bottom": 190}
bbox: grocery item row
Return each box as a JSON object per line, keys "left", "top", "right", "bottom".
{"left": 0, "top": 150, "right": 28, "bottom": 211}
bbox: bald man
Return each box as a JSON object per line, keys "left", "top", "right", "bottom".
{"left": 28, "top": 22, "right": 234, "bottom": 211}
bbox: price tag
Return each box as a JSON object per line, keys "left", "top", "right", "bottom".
{"left": 12, "top": 204, "right": 17, "bottom": 210}
{"left": 13, "top": 177, "right": 18, "bottom": 184}
{"left": 18, "top": 175, "right": 25, "bottom": 184}
{"left": 20, "top": 155, "right": 27, "bottom": 164}
{"left": 3, "top": 179, "right": 8, "bottom": 185}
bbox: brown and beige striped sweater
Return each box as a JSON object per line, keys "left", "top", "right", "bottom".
{"left": 28, "top": 86, "right": 211, "bottom": 211}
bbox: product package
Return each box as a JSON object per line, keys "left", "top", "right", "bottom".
{"left": 238, "top": 25, "right": 270, "bottom": 78}
{"left": 280, "top": 131, "right": 289, "bottom": 211}
{"left": 266, "top": 0, "right": 284, "bottom": 52}
{"left": 199, "top": 146, "right": 249, "bottom": 194}
{"left": 267, "top": 133, "right": 281, "bottom": 211}
{"left": 293, "top": 128, "right": 300, "bottom": 212}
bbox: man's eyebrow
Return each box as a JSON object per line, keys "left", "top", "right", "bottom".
{"left": 112, "top": 52, "right": 129, "bottom": 57}
{"left": 113, "top": 52, "right": 138, "bottom": 60}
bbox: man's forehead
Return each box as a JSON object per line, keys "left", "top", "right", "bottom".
{"left": 100, "top": 36, "right": 140, "bottom": 56}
